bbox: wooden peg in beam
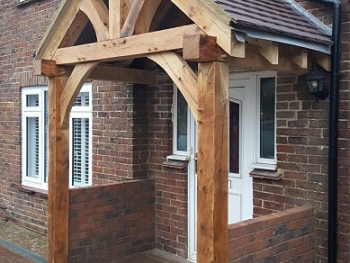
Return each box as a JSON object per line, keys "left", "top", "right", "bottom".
{"left": 183, "top": 34, "right": 224, "bottom": 62}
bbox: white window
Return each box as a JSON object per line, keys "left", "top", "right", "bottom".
{"left": 255, "top": 74, "right": 277, "bottom": 169}
{"left": 21, "top": 84, "right": 93, "bottom": 190}
{"left": 173, "top": 86, "right": 190, "bottom": 156}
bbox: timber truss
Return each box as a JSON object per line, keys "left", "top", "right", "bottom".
{"left": 33, "top": 0, "right": 331, "bottom": 262}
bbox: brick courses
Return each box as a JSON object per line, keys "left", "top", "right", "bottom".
{"left": 0, "top": 0, "right": 349, "bottom": 263}
{"left": 229, "top": 207, "right": 315, "bottom": 263}
{"left": 69, "top": 180, "right": 155, "bottom": 263}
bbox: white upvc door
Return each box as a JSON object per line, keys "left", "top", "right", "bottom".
{"left": 188, "top": 74, "right": 256, "bottom": 262}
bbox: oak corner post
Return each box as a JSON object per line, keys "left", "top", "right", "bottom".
{"left": 48, "top": 77, "right": 69, "bottom": 263}
{"left": 197, "top": 61, "right": 229, "bottom": 263}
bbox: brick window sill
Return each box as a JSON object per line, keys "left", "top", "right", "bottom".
{"left": 18, "top": 185, "right": 48, "bottom": 199}
{"left": 162, "top": 154, "right": 189, "bottom": 170}
{"left": 249, "top": 169, "right": 283, "bottom": 180}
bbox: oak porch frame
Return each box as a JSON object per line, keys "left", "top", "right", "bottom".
{"left": 33, "top": 1, "right": 331, "bottom": 263}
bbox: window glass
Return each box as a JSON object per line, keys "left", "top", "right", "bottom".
{"left": 177, "top": 91, "right": 188, "bottom": 152}
{"left": 44, "top": 91, "right": 49, "bottom": 183}
{"left": 260, "top": 77, "right": 275, "bottom": 159}
{"left": 26, "top": 94, "right": 39, "bottom": 107}
{"left": 26, "top": 117, "right": 39, "bottom": 178}
{"left": 229, "top": 101, "right": 240, "bottom": 174}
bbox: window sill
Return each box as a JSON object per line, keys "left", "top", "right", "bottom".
{"left": 18, "top": 185, "right": 48, "bottom": 198}
{"left": 15, "top": 0, "right": 39, "bottom": 7}
{"left": 249, "top": 169, "right": 283, "bottom": 180}
{"left": 163, "top": 155, "right": 189, "bottom": 170}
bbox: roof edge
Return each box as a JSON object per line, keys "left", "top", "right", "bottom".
{"left": 281, "top": 0, "right": 332, "bottom": 36}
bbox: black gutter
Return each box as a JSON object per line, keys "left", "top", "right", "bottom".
{"left": 305, "top": 1, "right": 341, "bottom": 263}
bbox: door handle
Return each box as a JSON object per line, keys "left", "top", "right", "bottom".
{"left": 194, "top": 152, "right": 198, "bottom": 173}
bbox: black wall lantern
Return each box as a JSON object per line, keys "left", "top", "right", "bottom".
{"left": 305, "top": 67, "right": 329, "bottom": 100}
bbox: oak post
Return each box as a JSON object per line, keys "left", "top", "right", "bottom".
{"left": 48, "top": 77, "right": 69, "bottom": 263}
{"left": 197, "top": 61, "right": 229, "bottom": 263}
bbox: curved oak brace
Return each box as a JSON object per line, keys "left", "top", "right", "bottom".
{"left": 36, "top": 0, "right": 84, "bottom": 60}
{"left": 148, "top": 52, "right": 198, "bottom": 121}
{"left": 120, "top": 0, "right": 147, "bottom": 37}
{"left": 59, "top": 10, "right": 89, "bottom": 48}
{"left": 60, "top": 62, "right": 98, "bottom": 129}
{"left": 80, "top": 0, "right": 109, "bottom": 41}
{"left": 134, "top": 0, "right": 162, "bottom": 34}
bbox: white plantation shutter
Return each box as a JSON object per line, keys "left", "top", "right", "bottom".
{"left": 70, "top": 87, "right": 91, "bottom": 187}
{"left": 72, "top": 118, "right": 90, "bottom": 186}
{"left": 44, "top": 91, "right": 49, "bottom": 183}
{"left": 26, "top": 117, "right": 40, "bottom": 178}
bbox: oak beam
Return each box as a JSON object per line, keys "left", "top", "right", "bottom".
{"left": 53, "top": 24, "right": 201, "bottom": 65}
{"left": 313, "top": 52, "right": 331, "bottom": 71}
{"left": 109, "top": 0, "right": 132, "bottom": 38}
{"left": 226, "top": 46, "right": 307, "bottom": 74}
{"left": 47, "top": 77, "right": 69, "bottom": 263}
{"left": 120, "top": 0, "right": 146, "bottom": 37}
{"left": 79, "top": 0, "right": 109, "bottom": 41}
{"left": 183, "top": 34, "right": 223, "bottom": 62}
{"left": 36, "top": 0, "right": 84, "bottom": 60}
{"left": 148, "top": 52, "right": 198, "bottom": 121}
{"left": 60, "top": 62, "right": 98, "bottom": 129}
{"left": 90, "top": 65, "right": 157, "bottom": 84}
{"left": 197, "top": 61, "right": 229, "bottom": 263}
{"left": 134, "top": 0, "right": 162, "bottom": 34}
{"left": 170, "top": 0, "right": 245, "bottom": 57}
{"left": 59, "top": 10, "right": 89, "bottom": 48}
{"left": 33, "top": 60, "right": 70, "bottom": 77}
{"left": 246, "top": 37, "right": 279, "bottom": 65}
{"left": 291, "top": 48, "right": 308, "bottom": 69}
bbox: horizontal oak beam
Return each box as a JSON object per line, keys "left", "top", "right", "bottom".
{"left": 53, "top": 24, "right": 201, "bottom": 65}
{"left": 90, "top": 65, "right": 157, "bottom": 84}
{"left": 183, "top": 34, "right": 224, "bottom": 62}
{"left": 34, "top": 60, "right": 157, "bottom": 84}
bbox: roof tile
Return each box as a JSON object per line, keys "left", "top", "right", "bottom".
{"left": 214, "top": 0, "right": 332, "bottom": 45}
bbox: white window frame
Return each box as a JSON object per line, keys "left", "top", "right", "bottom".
{"left": 69, "top": 84, "right": 93, "bottom": 187}
{"left": 170, "top": 85, "right": 191, "bottom": 160}
{"left": 253, "top": 72, "right": 277, "bottom": 170}
{"left": 22, "top": 88, "right": 46, "bottom": 188}
{"left": 21, "top": 84, "right": 93, "bottom": 190}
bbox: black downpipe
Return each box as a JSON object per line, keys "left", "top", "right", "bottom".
{"left": 305, "top": 1, "right": 341, "bottom": 263}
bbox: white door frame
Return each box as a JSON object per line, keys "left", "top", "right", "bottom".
{"left": 187, "top": 71, "right": 276, "bottom": 261}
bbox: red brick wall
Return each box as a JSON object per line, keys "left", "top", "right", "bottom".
{"left": 69, "top": 179, "right": 155, "bottom": 263}
{"left": 229, "top": 207, "right": 315, "bottom": 263}
{"left": 92, "top": 82, "right": 149, "bottom": 183}
{"left": 148, "top": 75, "right": 189, "bottom": 258}
{"left": 0, "top": 0, "right": 61, "bottom": 234}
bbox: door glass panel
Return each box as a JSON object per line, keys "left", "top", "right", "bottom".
{"left": 229, "top": 101, "right": 240, "bottom": 174}
{"left": 260, "top": 77, "right": 275, "bottom": 159}
{"left": 177, "top": 91, "right": 188, "bottom": 151}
